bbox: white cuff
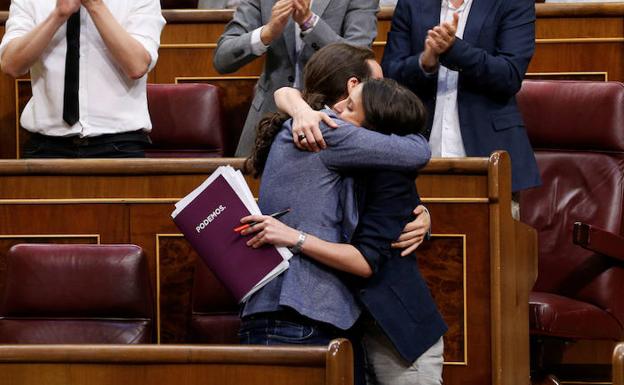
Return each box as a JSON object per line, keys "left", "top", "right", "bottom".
{"left": 250, "top": 27, "right": 269, "bottom": 56}
{"left": 300, "top": 13, "right": 319, "bottom": 35}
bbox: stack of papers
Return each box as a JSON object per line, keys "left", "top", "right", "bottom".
{"left": 172, "top": 166, "right": 291, "bottom": 303}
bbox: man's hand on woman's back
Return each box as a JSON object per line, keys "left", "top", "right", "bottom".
{"left": 274, "top": 86, "right": 338, "bottom": 152}
{"left": 292, "top": 109, "right": 337, "bottom": 152}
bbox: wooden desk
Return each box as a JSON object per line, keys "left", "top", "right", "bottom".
{"left": 0, "top": 153, "right": 537, "bottom": 385}
{"left": 0, "top": 339, "right": 353, "bottom": 385}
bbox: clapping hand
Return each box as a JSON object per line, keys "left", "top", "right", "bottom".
{"left": 427, "top": 12, "right": 459, "bottom": 55}
{"left": 421, "top": 12, "right": 459, "bottom": 72}
{"left": 292, "top": 0, "right": 312, "bottom": 25}
{"left": 261, "top": 0, "right": 294, "bottom": 45}
{"left": 56, "top": 0, "right": 81, "bottom": 19}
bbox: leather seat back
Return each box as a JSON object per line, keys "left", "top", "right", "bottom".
{"left": 190, "top": 260, "right": 240, "bottom": 343}
{"left": 0, "top": 244, "right": 154, "bottom": 343}
{"left": 146, "top": 83, "right": 230, "bottom": 157}
{"left": 517, "top": 80, "right": 624, "bottom": 333}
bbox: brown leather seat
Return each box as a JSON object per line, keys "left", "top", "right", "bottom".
{"left": 0, "top": 244, "right": 154, "bottom": 344}
{"left": 517, "top": 80, "right": 624, "bottom": 383}
{"left": 189, "top": 260, "right": 240, "bottom": 344}
{"left": 146, "top": 83, "right": 230, "bottom": 157}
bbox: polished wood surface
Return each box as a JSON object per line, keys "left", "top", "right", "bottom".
{"left": 615, "top": 343, "right": 624, "bottom": 385}
{"left": 0, "top": 4, "right": 623, "bottom": 158}
{"left": 0, "top": 339, "right": 353, "bottom": 385}
{"left": 0, "top": 154, "right": 537, "bottom": 385}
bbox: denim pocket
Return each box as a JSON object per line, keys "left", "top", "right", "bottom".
{"left": 267, "top": 320, "right": 316, "bottom": 343}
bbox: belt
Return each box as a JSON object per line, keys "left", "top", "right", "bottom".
{"left": 30, "top": 130, "right": 151, "bottom": 147}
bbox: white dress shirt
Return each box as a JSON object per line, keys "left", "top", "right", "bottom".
{"left": 0, "top": 1, "right": 166, "bottom": 137}
{"left": 427, "top": 0, "right": 473, "bottom": 157}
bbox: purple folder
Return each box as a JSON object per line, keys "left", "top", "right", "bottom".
{"left": 173, "top": 174, "right": 287, "bottom": 303}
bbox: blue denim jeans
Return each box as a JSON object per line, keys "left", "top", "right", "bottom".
{"left": 239, "top": 312, "right": 343, "bottom": 346}
{"left": 239, "top": 311, "right": 366, "bottom": 385}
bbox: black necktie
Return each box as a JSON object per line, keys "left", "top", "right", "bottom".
{"left": 63, "top": 11, "right": 80, "bottom": 126}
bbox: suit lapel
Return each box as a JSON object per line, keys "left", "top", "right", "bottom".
{"left": 312, "top": 0, "right": 331, "bottom": 17}
{"left": 420, "top": 0, "right": 442, "bottom": 37}
{"left": 462, "top": 0, "right": 497, "bottom": 45}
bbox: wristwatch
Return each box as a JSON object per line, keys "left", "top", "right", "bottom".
{"left": 289, "top": 231, "right": 307, "bottom": 254}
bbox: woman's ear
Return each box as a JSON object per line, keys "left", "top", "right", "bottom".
{"left": 346, "top": 77, "right": 360, "bottom": 94}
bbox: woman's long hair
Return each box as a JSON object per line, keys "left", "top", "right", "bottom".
{"left": 246, "top": 43, "right": 376, "bottom": 177}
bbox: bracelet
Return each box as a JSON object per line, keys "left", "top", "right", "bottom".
{"left": 289, "top": 231, "right": 307, "bottom": 254}
{"left": 300, "top": 13, "right": 316, "bottom": 32}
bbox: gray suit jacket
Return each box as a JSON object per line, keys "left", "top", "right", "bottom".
{"left": 213, "top": 0, "right": 379, "bottom": 156}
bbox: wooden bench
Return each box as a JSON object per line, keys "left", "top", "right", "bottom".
{"left": 0, "top": 339, "right": 353, "bottom": 385}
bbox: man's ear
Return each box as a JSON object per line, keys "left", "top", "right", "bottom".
{"left": 346, "top": 77, "right": 360, "bottom": 93}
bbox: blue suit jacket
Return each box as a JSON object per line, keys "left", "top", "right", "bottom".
{"left": 351, "top": 170, "right": 447, "bottom": 363}
{"left": 381, "top": 0, "right": 541, "bottom": 192}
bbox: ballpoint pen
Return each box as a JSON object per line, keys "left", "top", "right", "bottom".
{"left": 233, "top": 208, "right": 292, "bottom": 232}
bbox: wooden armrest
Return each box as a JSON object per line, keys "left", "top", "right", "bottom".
{"left": 615, "top": 343, "right": 624, "bottom": 385}
{"left": 573, "top": 222, "right": 624, "bottom": 262}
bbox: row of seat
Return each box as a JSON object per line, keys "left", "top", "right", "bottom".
{"left": 0, "top": 243, "right": 236, "bottom": 344}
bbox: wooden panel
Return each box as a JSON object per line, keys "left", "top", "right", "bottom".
{"left": 419, "top": 235, "right": 467, "bottom": 364}
{"left": 0, "top": 340, "right": 353, "bottom": 385}
{"left": 536, "top": 17, "right": 624, "bottom": 39}
{"left": 157, "top": 235, "right": 199, "bottom": 344}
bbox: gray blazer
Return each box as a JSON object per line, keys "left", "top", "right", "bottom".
{"left": 242, "top": 110, "right": 431, "bottom": 330}
{"left": 213, "top": 0, "right": 379, "bottom": 156}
